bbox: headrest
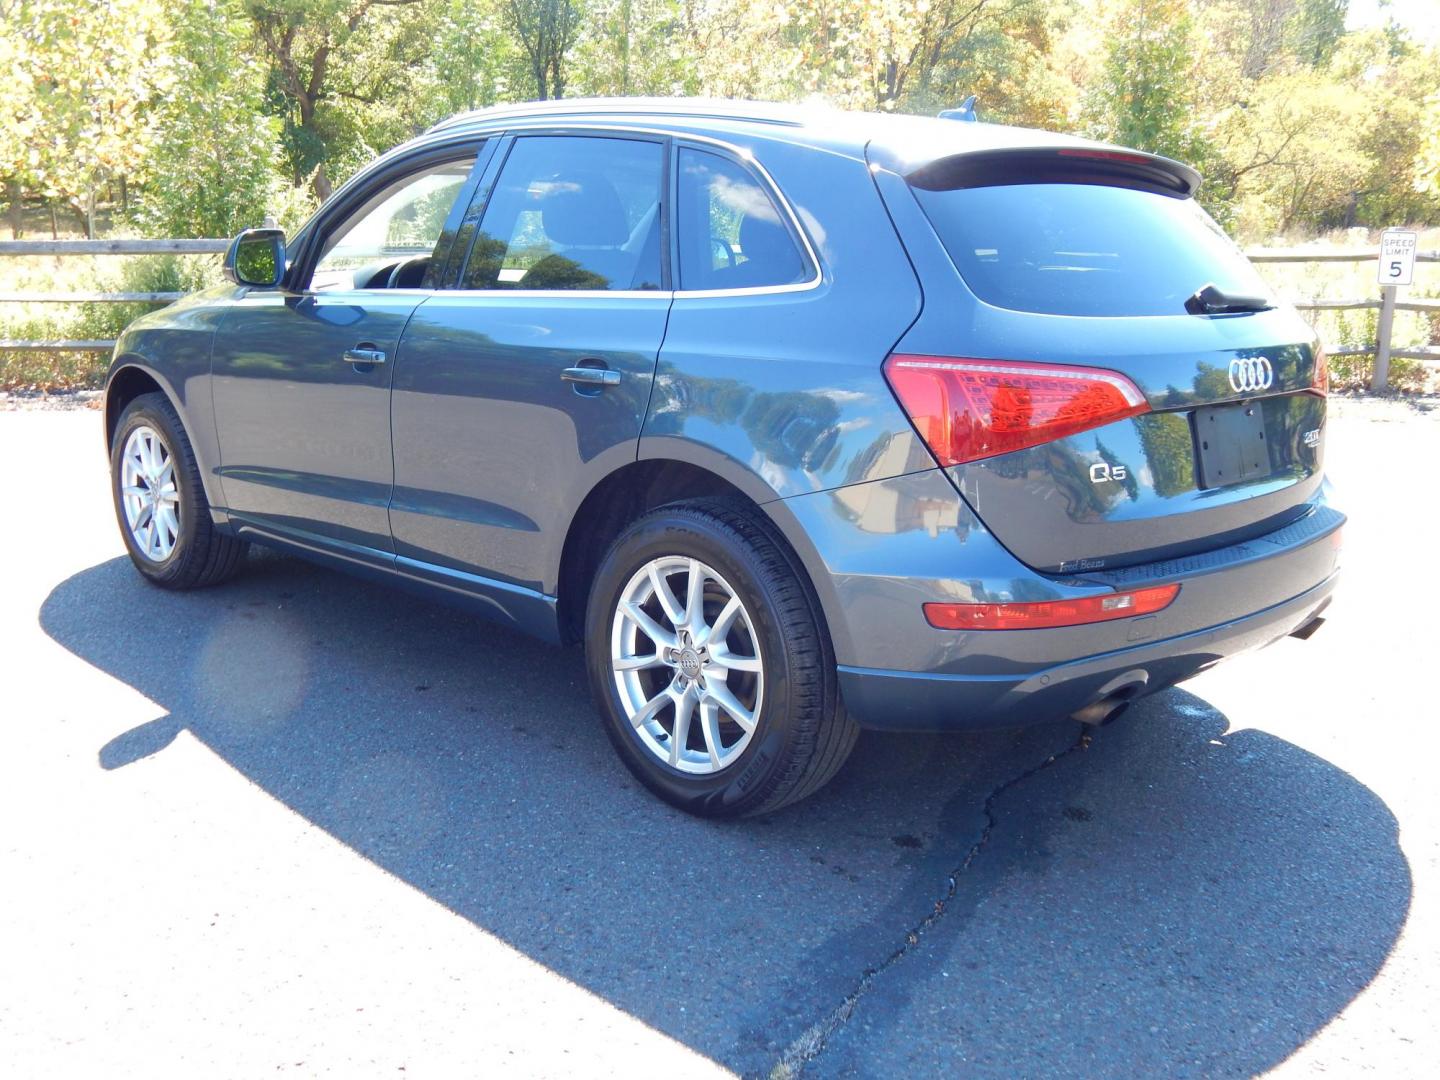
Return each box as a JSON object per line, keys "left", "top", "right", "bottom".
{"left": 739, "top": 213, "right": 804, "bottom": 282}
{"left": 539, "top": 172, "right": 628, "bottom": 247}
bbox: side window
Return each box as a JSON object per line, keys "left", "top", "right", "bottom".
{"left": 676, "top": 148, "right": 809, "bottom": 291}
{"left": 310, "top": 155, "right": 477, "bottom": 291}
{"left": 460, "top": 136, "right": 664, "bottom": 292}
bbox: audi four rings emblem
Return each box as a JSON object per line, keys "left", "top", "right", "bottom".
{"left": 1228, "top": 356, "right": 1274, "bottom": 393}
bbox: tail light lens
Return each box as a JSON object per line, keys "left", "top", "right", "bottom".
{"left": 924, "top": 584, "right": 1180, "bottom": 631}
{"left": 1312, "top": 346, "right": 1329, "bottom": 396}
{"left": 884, "top": 355, "right": 1150, "bottom": 466}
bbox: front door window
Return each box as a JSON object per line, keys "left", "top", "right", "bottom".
{"left": 311, "top": 156, "right": 477, "bottom": 291}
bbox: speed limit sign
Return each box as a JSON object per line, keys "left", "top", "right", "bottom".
{"left": 1379, "top": 229, "right": 1417, "bottom": 286}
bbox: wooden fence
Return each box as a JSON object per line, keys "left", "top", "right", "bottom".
{"left": 1, "top": 237, "right": 1437, "bottom": 389}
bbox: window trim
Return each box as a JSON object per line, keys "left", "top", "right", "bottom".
{"left": 668, "top": 138, "right": 823, "bottom": 299}
{"left": 445, "top": 129, "right": 675, "bottom": 297}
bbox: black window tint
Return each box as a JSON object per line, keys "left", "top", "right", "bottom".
{"left": 911, "top": 182, "right": 1270, "bottom": 317}
{"left": 677, "top": 148, "right": 808, "bottom": 291}
{"left": 460, "top": 136, "right": 663, "bottom": 291}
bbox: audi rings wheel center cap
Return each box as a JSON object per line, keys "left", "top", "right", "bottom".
{"left": 678, "top": 648, "right": 703, "bottom": 679}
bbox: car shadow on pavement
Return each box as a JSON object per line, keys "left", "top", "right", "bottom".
{"left": 41, "top": 551, "right": 1411, "bottom": 1077}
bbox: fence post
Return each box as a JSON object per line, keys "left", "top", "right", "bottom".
{"left": 1372, "top": 284, "right": 1396, "bottom": 391}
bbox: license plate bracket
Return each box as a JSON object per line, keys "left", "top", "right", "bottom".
{"left": 1193, "top": 401, "right": 1273, "bottom": 489}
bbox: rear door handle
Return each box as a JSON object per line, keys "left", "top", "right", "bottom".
{"left": 561, "top": 366, "right": 621, "bottom": 387}
{"left": 344, "top": 346, "right": 386, "bottom": 366}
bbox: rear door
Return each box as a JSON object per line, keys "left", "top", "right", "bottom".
{"left": 389, "top": 133, "right": 671, "bottom": 594}
{"left": 877, "top": 148, "right": 1328, "bottom": 573}
{"left": 211, "top": 144, "right": 485, "bottom": 554}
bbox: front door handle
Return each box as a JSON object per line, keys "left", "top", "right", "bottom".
{"left": 561, "top": 366, "right": 621, "bottom": 387}
{"left": 344, "top": 346, "right": 386, "bottom": 366}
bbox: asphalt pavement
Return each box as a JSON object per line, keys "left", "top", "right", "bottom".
{"left": 1, "top": 394, "right": 1435, "bottom": 1077}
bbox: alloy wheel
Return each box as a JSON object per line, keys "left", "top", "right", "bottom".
{"left": 120, "top": 425, "right": 180, "bottom": 561}
{"left": 610, "top": 556, "right": 765, "bottom": 775}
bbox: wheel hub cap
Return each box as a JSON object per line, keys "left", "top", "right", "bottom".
{"left": 120, "top": 425, "right": 180, "bottom": 562}
{"left": 610, "top": 556, "right": 765, "bottom": 775}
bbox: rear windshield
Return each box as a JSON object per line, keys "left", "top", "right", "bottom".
{"left": 911, "top": 182, "right": 1269, "bottom": 317}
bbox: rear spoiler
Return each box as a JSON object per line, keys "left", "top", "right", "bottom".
{"left": 905, "top": 146, "right": 1200, "bottom": 199}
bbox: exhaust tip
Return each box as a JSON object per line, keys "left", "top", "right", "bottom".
{"left": 1071, "top": 676, "right": 1148, "bottom": 727}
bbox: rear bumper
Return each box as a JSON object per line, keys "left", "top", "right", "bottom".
{"left": 839, "top": 568, "right": 1337, "bottom": 731}
{"left": 770, "top": 461, "right": 1344, "bottom": 732}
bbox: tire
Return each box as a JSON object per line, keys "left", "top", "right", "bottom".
{"left": 585, "top": 498, "right": 858, "bottom": 817}
{"left": 110, "top": 392, "right": 248, "bottom": 589}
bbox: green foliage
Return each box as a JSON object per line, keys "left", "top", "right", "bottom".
{"left": 133, "top": 0, "right": 282, "bottom": 238}
{"left": 5, "top": 0, "right": 174, "bottom": 234}
{"left": 5, "top": 0, "right": 1438, "bottom": 247}
{"left": 1083, "top": 0, "right": 1211, "bottom": 165}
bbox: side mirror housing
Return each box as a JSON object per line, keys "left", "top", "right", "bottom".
{"left": 223, "top": 228, "right": 286, "bottom": 287}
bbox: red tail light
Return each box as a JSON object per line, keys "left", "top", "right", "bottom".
{"left": 884, "top": 355, "right": 1150, "bottom": 466}
{"left": 924, "top": 584, "right": 1180, "bottom": 631}
{"left": 1312, "top": 346, "right": 1329, "bottom": 396}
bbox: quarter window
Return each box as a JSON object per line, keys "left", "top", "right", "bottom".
{"left": 460, "top": 136, "right": 664, "bottom": 291}
{"left": 676, "top": 148, "right": 809, "bottom": 291}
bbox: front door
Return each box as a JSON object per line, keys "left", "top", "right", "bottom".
{"left": 390, "top": 134, "right": 672, "bottom": 594}
{"left": 210, "top": 148, "right": 483, "bottom": 554}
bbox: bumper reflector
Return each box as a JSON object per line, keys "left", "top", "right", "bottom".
{"left": 924, "top": 584, "right": 1180, "bottom": 631}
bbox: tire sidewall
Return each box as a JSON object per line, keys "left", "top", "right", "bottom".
{"left": 110, "top": 396, "right": 202, "bottom": 583}
{"left": 585, "top": 507, "right": 812, "bottom": 815}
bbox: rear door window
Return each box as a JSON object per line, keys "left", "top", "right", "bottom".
{"left": 911, "top": 181, "right": 1269, "bottom": 317}
{"left": 676, "top": 147, "right": 811, "bottom": 291}
{"left": 458, "top": 135, "right": 664, "bottom": 291}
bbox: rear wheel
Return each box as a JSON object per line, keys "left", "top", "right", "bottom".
{"left": 110, "top": 393, "right": 248, "bottom": 588}
{"left": 585, "top": 499, "right": 857, "bottom": 817}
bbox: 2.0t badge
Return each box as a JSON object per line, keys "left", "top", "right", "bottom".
{"left": 1228, "top": 356, "right": 1274, "bottom": 393}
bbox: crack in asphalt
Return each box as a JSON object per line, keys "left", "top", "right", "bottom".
{"left": 764, "top": 726, "right": 1092, "bottom": 1080}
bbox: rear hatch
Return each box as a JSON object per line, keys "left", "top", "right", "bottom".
{"left": 876, "top": 142, "right": 1327, "bottom": 574}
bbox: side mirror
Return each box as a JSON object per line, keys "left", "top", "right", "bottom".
{"left": 223, "top": 228, "right": 286, "bottom": 287}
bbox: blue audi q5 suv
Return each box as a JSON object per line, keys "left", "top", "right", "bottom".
{"left": 105, "top": 99, "right": 1341, "bottom": 816}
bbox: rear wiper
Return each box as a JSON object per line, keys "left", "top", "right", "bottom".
{"left": 1185, "top": 282, "right": 1274, "bottom": 315}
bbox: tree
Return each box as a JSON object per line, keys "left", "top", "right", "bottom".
{"left": 572, "top": 0, "right": 693, "bottom": 97}
{"left": 506, "top": 0, "right": 583, "bottom": 99}
{"left": 136, "top": 0, "right": 282, "bottom": 237}
{"left": 8, "top": 0, "right": 174, "bottom": 236}
{"left": 244, "top": 0, "right": 427, "bottom": 200}
{"left": 404, "top": 0, "right": 527, "bottom": 126}
{"left": 1084, "top": 0, "right": 1211, "bottom": 167}
{"left": 0, "top": 11, "right": 38, "bottom": 236}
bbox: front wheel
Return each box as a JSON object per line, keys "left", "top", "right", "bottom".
{"left": 110, "top": 392, "right": 248, "bottom": 588}
{"left": 585, "top": 500, "right": 857, "bottom": 817}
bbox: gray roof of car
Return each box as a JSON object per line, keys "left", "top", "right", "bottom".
{"left": 415, "top": 98, "right": 1198, "bottom": 191}
{"left": 425, "top": 98, "right": 1101, "bottom": 159}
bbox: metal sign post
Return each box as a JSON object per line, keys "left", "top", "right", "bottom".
{"left": 1374, "top": 229, "right": 1418, "bottom": 390}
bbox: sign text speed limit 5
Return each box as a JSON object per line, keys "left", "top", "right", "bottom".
{"left": 1379, "top": 229, "right": 1417, "bottom": 286}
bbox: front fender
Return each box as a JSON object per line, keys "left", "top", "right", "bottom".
{"left": 105, "top": 289, "right": 237, "bottom": 518}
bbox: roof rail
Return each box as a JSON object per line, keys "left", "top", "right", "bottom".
{"left": 427, "top": 97, "right": 812, "bottom": 135}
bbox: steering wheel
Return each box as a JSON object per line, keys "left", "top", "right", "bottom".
{"left": 710, "top": 236, "right": 736, "bottom": 268}
{"left": 386, "top": 255, "right": 430, "bottom": 289}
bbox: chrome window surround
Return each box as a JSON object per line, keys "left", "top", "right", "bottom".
{"left": 439, "top": 122, "right": 825, "bottom": 301}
